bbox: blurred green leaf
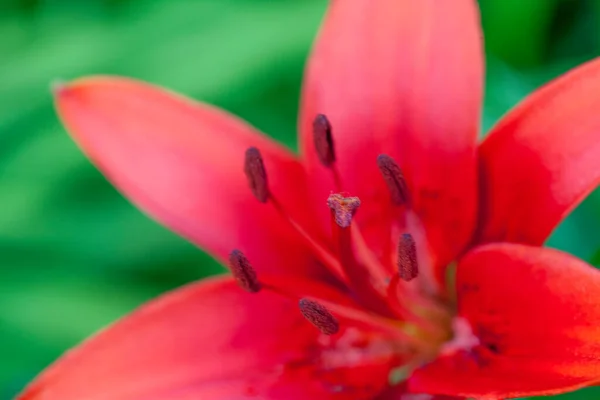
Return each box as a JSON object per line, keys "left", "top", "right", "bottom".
{"left": 547, "top": 188, "right": 600, "bottom": 264}
{"left": 552, "top": 0, "right": 599, "bottom": 61}
{"left": 533, "top": 386, "right": 600, "bottom": 399}
{"left": 482, "top": 55, "right": 536, "bottom": 133}
{"left": 480, "top": 0, "right": 559, "bottom": 68}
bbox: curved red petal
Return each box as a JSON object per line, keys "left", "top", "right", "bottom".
{"left": 477, "top": 58, "right": 600, "bottom": 245}
{"left": 410, "top": 244, "right": 600, "bottom": 398}
{"left": 19, "top": 276, "right": 397, "bottom": 400}
{"left": 55, "top": 76, "right": 324, "bottom": 279}
{"left": 299, "top": 0, "right": 483, "bottom": 274}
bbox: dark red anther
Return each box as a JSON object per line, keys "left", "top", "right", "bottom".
{"left": 397, "top": 234, "right": 418, "bottom": 281}
{"left": 327, "top": 193, "right": 361, "bottom": 228}
{"left": 229, "top": 249, "right": 262, "bottom": 293}
{"left": 376, "top": 154, "right": 410, "bottom": 206}
{"left": 244, "top": 147, "right": 269, "bottom": 203}
{"left": 313, "top": 114, "right": 336, "bottom": 167}
{"left": 298, "top": 298, "right": 339, "bottom": 335}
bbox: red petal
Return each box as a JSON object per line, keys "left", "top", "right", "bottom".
{"left": 299, "top": 0, "right": 483, "bottom": 274}
{"left": 410, "top": 244, "right": 600, "bottom": 398}
{"left": 477, "top": 58, "right": 600, "bottom": 245}
{"left": 375, "top": 382, "right": 463, "bottom": 399}
{"left": 19, "top": 276, "right": 397, "bottom": 400}
{"left": 55, "top": 77, "right": 324, "bottom": 279}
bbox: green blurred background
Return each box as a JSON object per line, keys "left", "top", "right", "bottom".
{"left": 1, "top": 0, "right": 599, "bottom": 398}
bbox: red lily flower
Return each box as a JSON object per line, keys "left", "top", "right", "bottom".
{"left": 19, "top": 0, "right": 600, "bottom": 399}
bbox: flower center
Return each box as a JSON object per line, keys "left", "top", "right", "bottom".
{"left": 236, "top": 114, "right": 456, "bottom": 382}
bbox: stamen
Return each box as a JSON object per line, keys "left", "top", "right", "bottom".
{"left": 296, "top": 296, "right": 429, "bottom": 348}
{"left": 313, "top": 114, "right": 336, "bottom": 167}
{"left": 299, "top": 298, "right": 340, "bottom": 335}
{"left": 376, "top": 154, "right": 410, "bottom": 206}
{"left": 312, "top": 114, "right": 342, "bottom": 190}
{"left": 327, "top": 193, "right": 389, "bottom": 283}
{"left": 327, "top": 193, "right": 360, "bottom": 228}
{"left": 244, "top": 147, "right": 269, "bottom": 203}
{"left": 229, "top": 249, "right": 262, "bottom": 293}
{"left": 398, "top": 234, "right": 418, "bottom": 281}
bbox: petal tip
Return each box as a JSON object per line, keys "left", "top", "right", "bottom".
{"left": 50, "top": 79, "right": 69, "bottom": 97}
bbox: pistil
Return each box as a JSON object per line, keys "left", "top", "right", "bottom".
{"left": 328, "top": 193, "right": 396, "bottom": 317}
